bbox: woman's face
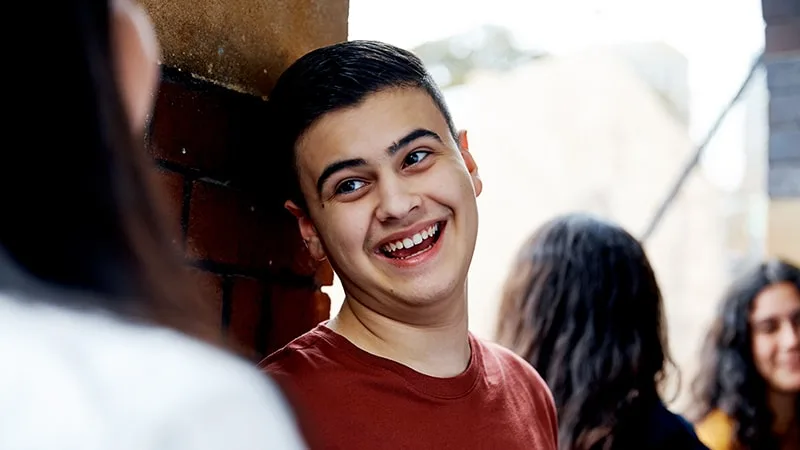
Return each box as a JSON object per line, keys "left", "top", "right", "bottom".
{"left": 750, "top": 282, "right": 800, "bottom": 393}
{"left": 111, "top": 0, "right": 160, "bottom": 132}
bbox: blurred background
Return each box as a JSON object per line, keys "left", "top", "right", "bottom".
{"left": 321, "top": 0, "right": 772, "bottom": 411}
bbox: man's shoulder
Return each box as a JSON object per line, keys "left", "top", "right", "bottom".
{"left": 477, "top": 337, "right": 527, "bottom": 363}
{"left": 474, "top": 336, "right": 554, "bottom": 402}
{"left": 477, "top": 337, "right": 544, "bottom": 380}
{"left": 473, "top": 336, "right": 559, "bottom": 448}
{"left": 258, "top": 325, "right": 341, "bottom": 379}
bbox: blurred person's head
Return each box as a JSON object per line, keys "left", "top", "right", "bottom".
{"left": 496, "top": 213, "right": 672, "bottom": 450}
{"left": 267, "top": 40, "right": 482, "bottom": 321}
{"left": 0, "top": 0, "right": 215, "bottom": 341}
{"left": 692, "top": 259, "right": 800, "bottom": 448}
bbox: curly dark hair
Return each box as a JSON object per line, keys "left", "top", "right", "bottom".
{"left": 691, "top": 259, "right": 800, "bottom": 450}
{"left": 495, "top": 213, "right": 674, "bottom": 450}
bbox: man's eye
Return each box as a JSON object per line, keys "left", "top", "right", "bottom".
{"left": 403, "top": 150, "right": 431, "bottom": 168}
{"left": 335, "top": 179, "right": 366, "bottom": 195}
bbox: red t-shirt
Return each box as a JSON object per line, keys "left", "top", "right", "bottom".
{"left": 260, "top": 324, "right": 558, "bottom": 449}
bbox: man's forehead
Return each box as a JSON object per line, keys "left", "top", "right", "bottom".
{"left": 295, "top": 89, "right": 450, "bottom": 171}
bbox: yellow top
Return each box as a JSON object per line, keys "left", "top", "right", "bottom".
{"left": 695, "top": 410, "right": 735, "bottom": 450}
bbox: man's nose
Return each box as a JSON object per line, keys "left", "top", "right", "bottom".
{"left": 375, "top": 176, "right": 421, "bottom": 223}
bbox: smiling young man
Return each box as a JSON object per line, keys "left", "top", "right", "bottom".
{"left": 260, "top": 40, "right": 558, "bottom": 449}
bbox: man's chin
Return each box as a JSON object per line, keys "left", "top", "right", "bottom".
{"left": 385, "top": 280, "right": 462, "bottom": 306}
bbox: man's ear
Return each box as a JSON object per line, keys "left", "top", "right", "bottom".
{"left": 457, "top": 130, "right": 482, "bottom": 197}
{"left": 285, "top": 200, "right": 327, "bottom": 261}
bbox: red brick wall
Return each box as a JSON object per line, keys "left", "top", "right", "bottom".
{"left": 147, "top": 67, "right": 332, "bottom": 361}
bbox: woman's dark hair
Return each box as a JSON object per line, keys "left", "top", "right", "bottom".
{"left": 496, "top": 213, "right": 674, "bottom": 450}
{"left": 0, "top": 0, "right": 216, "bottom": 342}
{"left": 691, "top": 259, "right": 800, "bottom": 450}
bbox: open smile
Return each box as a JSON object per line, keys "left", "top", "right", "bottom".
{"left": 375, "top": 221, "right": 446, "bottom": 263}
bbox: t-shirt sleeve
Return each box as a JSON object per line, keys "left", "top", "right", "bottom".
{"left": 153, "top": 376, "right": 308, "bottom": 450}
{"left": 494, "top": 344, "right": 560, "bottom": 450}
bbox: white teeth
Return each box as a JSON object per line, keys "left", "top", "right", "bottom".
{"left": 381, "top": 222, "right": 441, "bottom": 254}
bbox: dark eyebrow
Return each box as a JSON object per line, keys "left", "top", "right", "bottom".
{"left": 315, "top": 129, "right": 442, "bottom": 196}
{"left": 316, "top": 158, "right": 367, "bottom": 196}
{"left": 388, "top": 128, "right": 442, "bottom": 155}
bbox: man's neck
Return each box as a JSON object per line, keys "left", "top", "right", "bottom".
{"left": 326, "top": 293, "right": 471, "bottom": 378}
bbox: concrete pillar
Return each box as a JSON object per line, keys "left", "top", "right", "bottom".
{"left": 762, "top": 0, "right": 800, "bottom": 264}
{"left": 140, "top": 0, "right": 349, "bottom": 97}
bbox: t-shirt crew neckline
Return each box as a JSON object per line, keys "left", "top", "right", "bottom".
{"left": 311, "top": 322, "right": 482, "bottom": 400}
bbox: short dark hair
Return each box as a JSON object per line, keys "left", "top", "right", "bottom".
{"left": 268, "top": 40, "right": 457, "bottom": 207}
